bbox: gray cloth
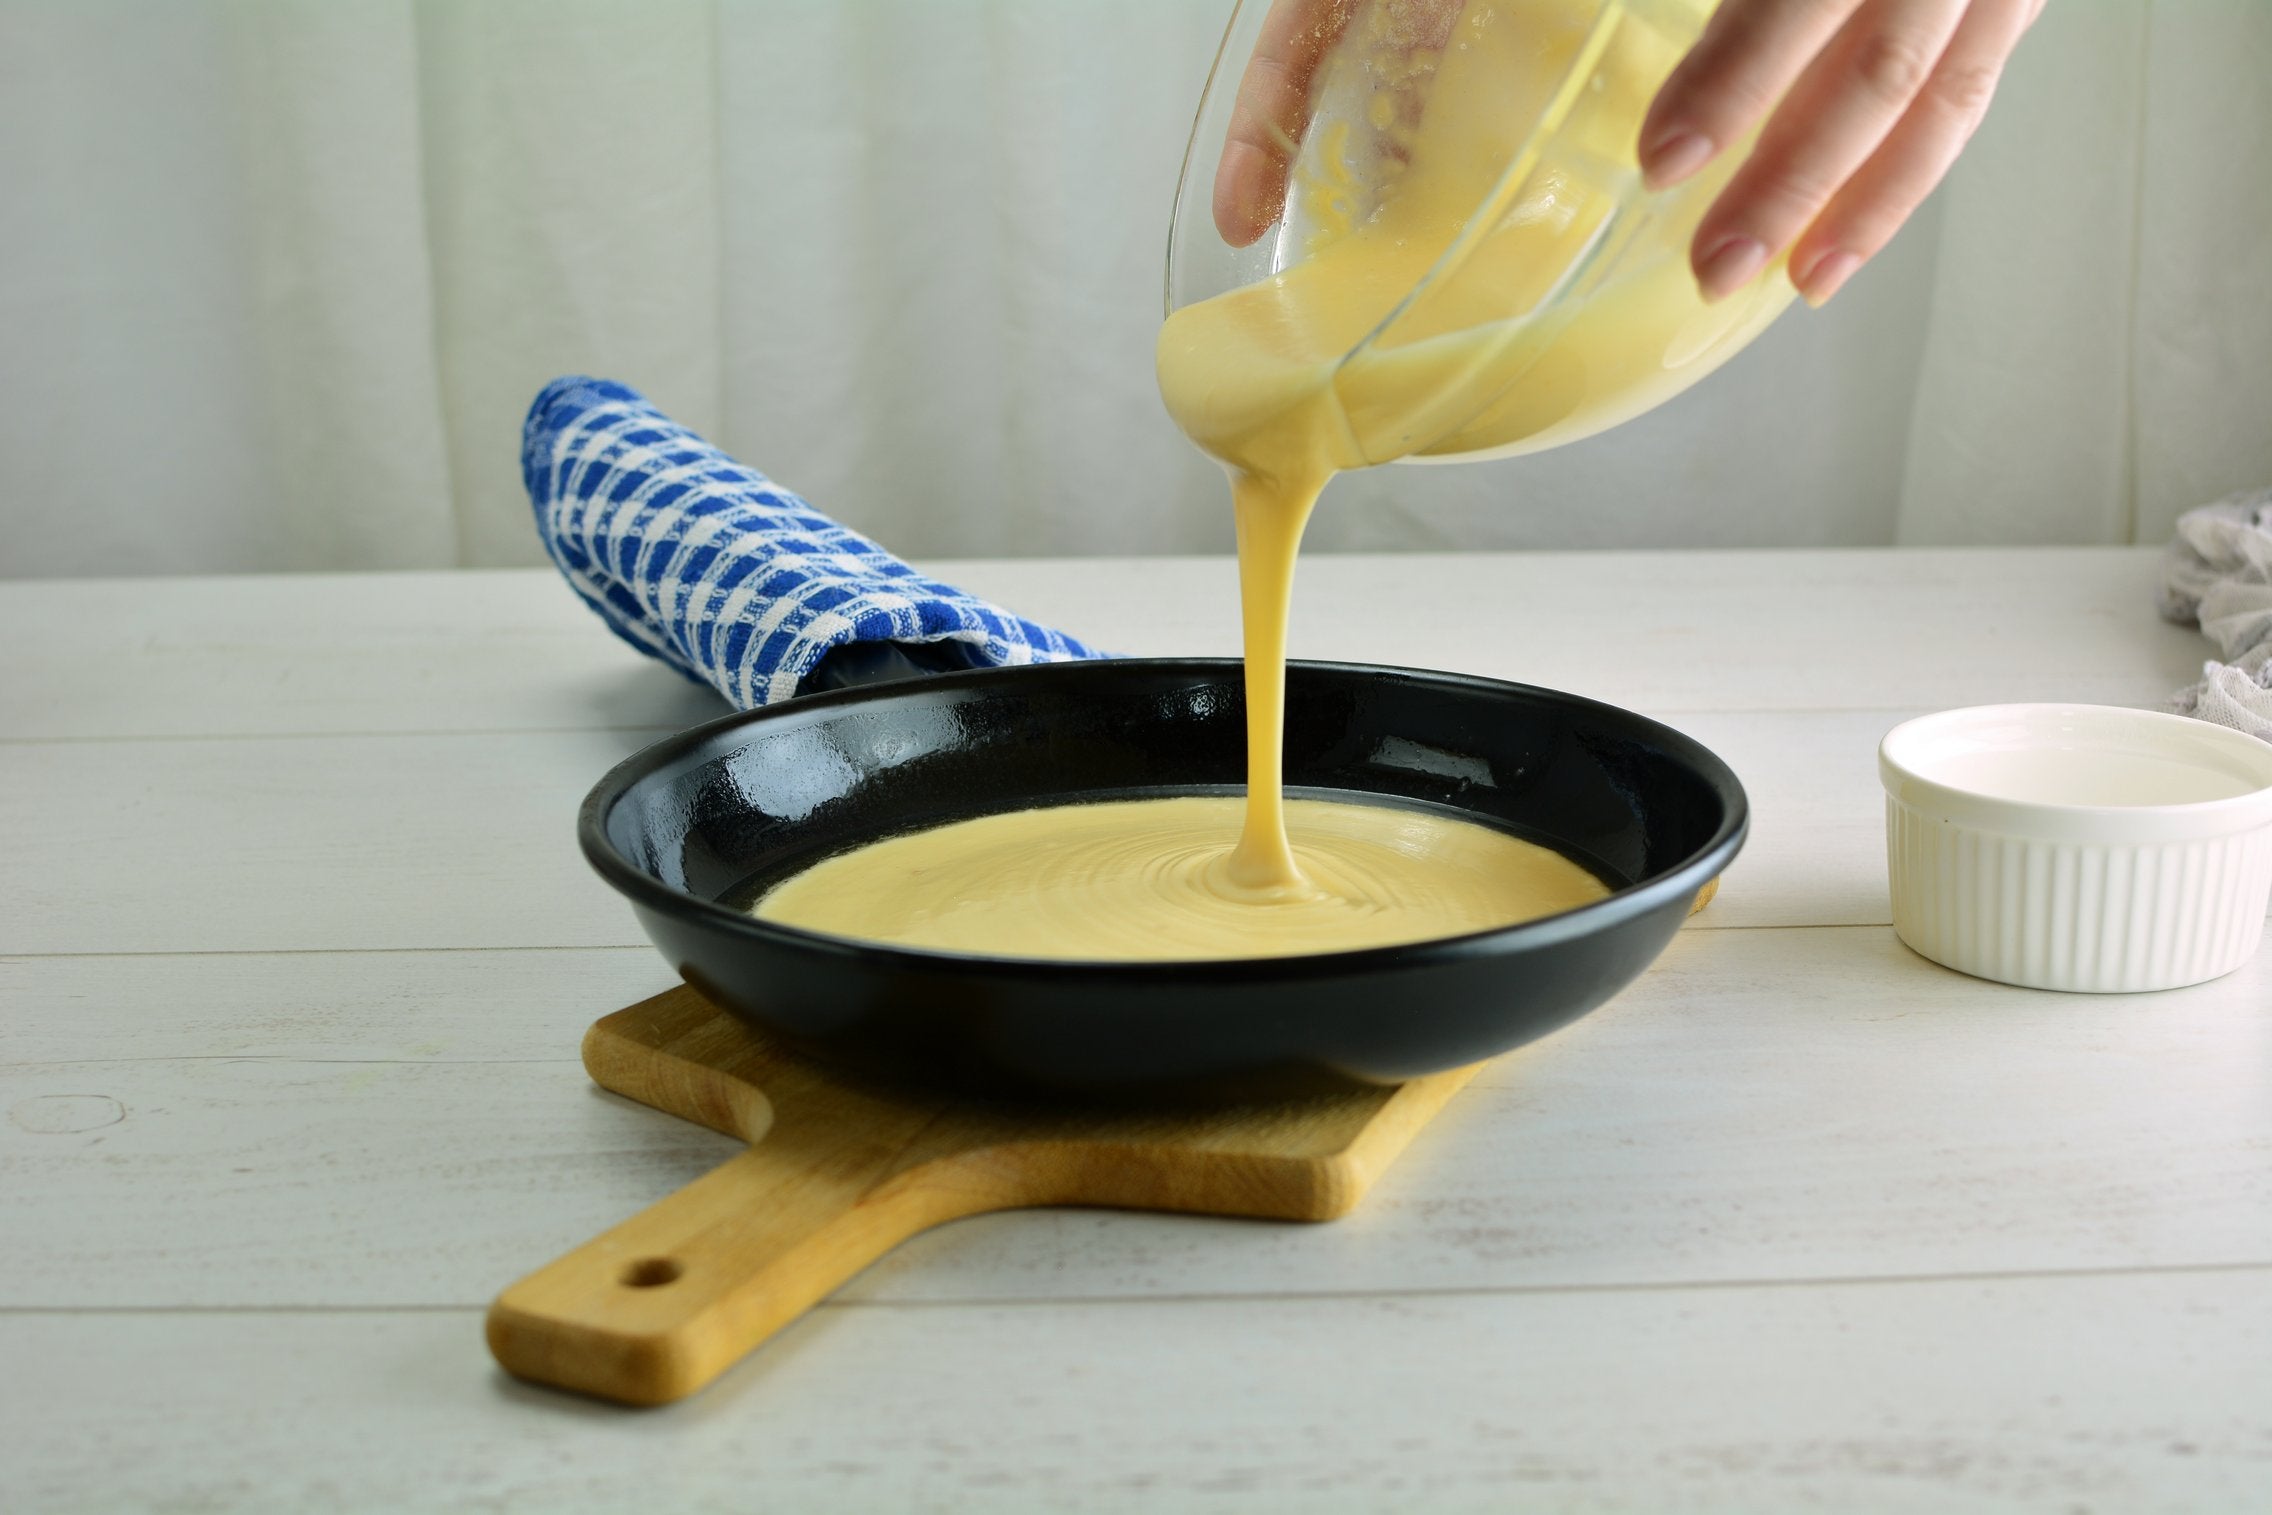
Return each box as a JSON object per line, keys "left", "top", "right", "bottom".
{"left": 2160, "top": 487, "right": 2272, "bottom": 741}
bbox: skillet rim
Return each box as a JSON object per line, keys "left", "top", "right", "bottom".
{"left": 577, "top": 657, "right": 1748, "bottom": 980}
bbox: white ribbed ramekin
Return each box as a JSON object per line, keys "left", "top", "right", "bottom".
{"left": 1880, "top": 705, "right": 2272, "bottom": 993}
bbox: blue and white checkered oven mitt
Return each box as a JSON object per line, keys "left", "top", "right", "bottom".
{"left": 524, "top": 377, "right": 1103, "bottom": 708}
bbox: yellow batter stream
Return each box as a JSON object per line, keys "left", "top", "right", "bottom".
{"left": 756, "top": 0, "right": 1738, "bottom": 961}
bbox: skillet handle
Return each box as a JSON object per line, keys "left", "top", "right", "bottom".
{"left": 486, "top": 1092, "right": 996, "bottom": 1406}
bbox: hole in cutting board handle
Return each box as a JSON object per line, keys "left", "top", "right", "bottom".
{"left": 620, "top": 1257, "right": 683, "bottom": 1289}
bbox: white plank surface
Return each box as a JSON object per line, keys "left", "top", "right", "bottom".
{"left": 0, "top": 549, "right": 2209, "bottom": 741}
{"left": 7, "top": 1270, "right": 2269, "bottom": 1514}
{"left": 3, "top": 553, "right": 2266, "bottom": 1513}
{"left": 14, "top": 700, "right": 2168, "bottom": 950}
{"left": 8, "top": 926, "right": 2268, "bottom": 1310}
{"left": 0, "top": 707, "right": 1932, "bottom": 955}
{"left": 0, "top": 728, "right": 659, "bottom": 955}
{"left": 0, "top": 570, "right": 733, "bottom": 741}
{"left": 0, "top": 946, "right": 677, "bottom": 1066}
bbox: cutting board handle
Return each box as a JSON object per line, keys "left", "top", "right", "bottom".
{"left": 486, "top": 1081, "right": 985, "bottom": 1406}
{"left": 487, "top": 988, "right": 1484, "bottom": 1404}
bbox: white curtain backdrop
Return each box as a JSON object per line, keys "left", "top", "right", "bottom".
{"left": 1, "top": 0, "right": 2266, "bottom": 577}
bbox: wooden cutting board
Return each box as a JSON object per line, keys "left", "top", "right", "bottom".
{"left": 485, "top": 985, "right": 1480, "bottom": 1405}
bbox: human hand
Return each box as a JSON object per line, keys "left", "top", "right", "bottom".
{"left": 1213, "top": 0, "right": 2043, "bottom": 306}
{"left": 1211, "top": 0, "right": 1460, "bottom": 247}
{"left": 1641, "top": 0, "right": 2045, "bottom": 304}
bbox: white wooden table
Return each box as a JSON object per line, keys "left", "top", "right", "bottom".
{"left": 4, "top": 549, "right": 2267, "bottom": 1513}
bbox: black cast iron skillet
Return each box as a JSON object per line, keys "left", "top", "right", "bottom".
{"left": 581, "top": 656, "right": 1746, "bottom": 1100}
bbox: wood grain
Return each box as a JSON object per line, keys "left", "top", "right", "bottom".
{"left": 9, "top": 924, "right": 2267, "bottom": 1311}
{"left": 486, "top": 988, "right": 1475, "bottom": 1403}
{"left": 5, "top": 553, "right": 2262, "bottom": 1508}
{"left": 13, "top": 1270, "right": 2272, "bottom": 1513}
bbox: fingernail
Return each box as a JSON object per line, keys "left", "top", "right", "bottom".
{"left": 1694, "top": 234, "right": 1767, "bottom": 303}
{"left": 1642, "top": 128, "right": 1713, "bottom": 190}
{"left": 1796, "top": 250, "right": 1863, "bottom": 308}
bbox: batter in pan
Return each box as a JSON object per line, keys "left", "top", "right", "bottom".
{"left": 753, "top": 795, "right": 1606, "bottom": 962}
{"left": 755, "top": 0, "right": 1718, "bottom": 958}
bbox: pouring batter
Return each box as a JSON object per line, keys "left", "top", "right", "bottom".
{"left": 1166, "top": 0, "right": 1749, "bottom": 890}
{"left": 1159, "top": 0, "right": 1672, "bottom": 898}
{"left": 756, "top": 0, "right": 1711, "bottom": 958}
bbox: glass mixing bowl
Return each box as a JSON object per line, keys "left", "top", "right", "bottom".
{"left": 1164, "top": 0, "right": 1796, "bottom": 467}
